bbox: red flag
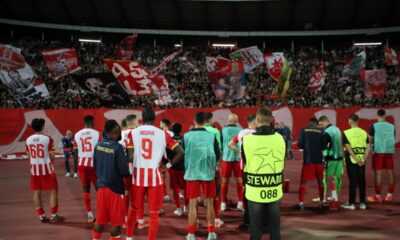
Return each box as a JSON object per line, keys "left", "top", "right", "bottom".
{"left": 149, "top": 51, "right": 181, "bottom": 77}
{"left": 384, "top": 45, "right": 398, "bottom": 66}
{"left": 264, "top": 53, "right": 284, "bottom": 81}
{"left": 360, "top": 69, "right": 387, "bottom": 98}
{"left": 104, "top": 59, "right": 153, "bottom": 97}
{"left": 206, "top": 56, "right": 232, "bottom": 85}
{"left": 42, "top": 48, "right": 81, "bottom": 80}
{"left": 0, "top": 45, "right": 26, "bottom": 70}
{"left": 117, "top": 33, "right": 138, "bottom": 60}
{"left": 307, "top": 64, "right": 326, "bottom": 91}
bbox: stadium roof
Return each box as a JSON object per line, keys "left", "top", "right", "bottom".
{"left": 0, "top": 0, "right": 399, "bottom": 32}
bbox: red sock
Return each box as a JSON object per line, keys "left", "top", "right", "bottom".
{"left": 126, "top": 209, "right": 137, "bottom": 238}
{"left": 50, "top": 206, "right": 58, "bottom": 215}
{"left": 388, "top": 185, "right": 395, "bottom": 194}
{"left": 188, "top": 224, "right": 196, "bottom": 234}
{"left": 137, "top": 209, "right": 144, "bottom": 220}
{"left": 375, "top": 186, "right": 382, "bottom": 195}
{"left": 148, "top": 212, "right": 159, "bottom": 240}
{"left": 109, "top": 236, "right": 120, "bottom": 240}
{"left": 208, "top": 224, "right": 215, "bottom": 233}
{"left": 214, "top": 197, "right": 220, "bottom": 218}
{"left": 318, "top": 183, "right": 324, "bottom": 202}
{"left": 92, "top": 230, "right": 102, "bottom": 240}
{"left": 83, "top": 192, "right": 92, "bottom": 212}
{"left": 173, "top": 186, "right": 180, "bottom": 208}
{"left": 36, "top": 207, "right": 44, "bottom": 216}
{"left": 124, "top": 194, "right": 130, "bottom": 215}
{"left": 221, "top": 183, "right": 228, "bottom": 203}
{"left": 237, "top": 183, "right": 244, "bottom": 202}
{"left": 299, "top": 184, "right": 306, "bottom": 202}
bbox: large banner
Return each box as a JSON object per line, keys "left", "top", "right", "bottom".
{"left": 341, "top": 51, "right": 366, "bottom": 81}
{"left": 1, "top": 107, "right": 399, "bottom": 155}
{"left": 360, "top": 69, "right": 387, "bottom": 98}
{"left": 42, "top": 48, "right": 81, "bottom": 80}
{"left": 104, "top": 60, "right": 153, "bottom": 97}
{"left": 0, "top": 45, "right": 49, "bottom": 104}
{"left": 74, "top": 73, "right": 130, "bottom": 107}
{"left": 151, "top": 75, "right": 173, "bottom": 105}
{"left": 230, "top": 46, "right": 264, "bottom": 73}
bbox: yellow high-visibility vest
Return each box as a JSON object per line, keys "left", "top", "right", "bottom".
{"left": 243, "top": 133, "right": 285, "bottom": 203}
{"left": 343, "top": 127, "right": 368, "bottom": 164}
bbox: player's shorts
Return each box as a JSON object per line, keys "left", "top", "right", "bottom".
{"left": 301, "top": 163, "right": 324, "bottom": 181}
{"left": 325, "top": 160, "right": 343, "bottom": 177}
{"left": 78, "top": 166, "right": 97, "bottom": 187}
{"left": 131, "top": 185, "right": 163, "bottom": 212}
{"left": 124, "top": 175, "right": 132, "bottom": 191}
{"left": 372, "top": 154, "right": 394, "bottom": 170}
{"left": 96, "top": 187, "right": 125, "bottom": 226}
{"left": 186, "top": 180, "right": 216, "bottom": 199}
{"left": 169, "top": 169, "right": 186, "bottom": 190}
{"left": 221, "top": 160, "right": 241, "bottom": 179}
{"left": 30, "top": 173, "right": 58, "bottom": 191}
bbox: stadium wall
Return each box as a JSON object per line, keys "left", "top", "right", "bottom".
{"left": 0, "top": 107, "right": 399, "bottom": 155}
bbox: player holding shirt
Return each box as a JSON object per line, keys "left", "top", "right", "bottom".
{"left": 318, "top": 116, "right": 343, "bottom": 206}
{"left": 367, "top": 109, "right": 396, "bottom": 203}
{"left": 73, "top": 115, "right": 100, "bottom": 223}
{"left": 295, "top": 118, "right": 326, "bottom": 210}
{"left": 26, "top": 118, "right": 64, "bottom": 223}
{"left": 220, "top": 114, "right": 243, "bottom": 211}
{"left": 92, "top": 120, "right": 130, "bottom": 240}
{"left": 125, "top": 108, "right": 184, "bottom": 240}
{"left": 184, "top": 112, "right": 220, "bottom": 240}
{"left": 228, "top": 114, "right": 256, "bottom": 230}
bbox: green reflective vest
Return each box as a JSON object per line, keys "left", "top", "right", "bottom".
{"left": 243, "top": 133, "right": 285, "bottom": 203}
{"left": 324, "top": 125, "right": 343, "bottom": 160}
{"left": 372, "top": 122, "right": 395, "bottom": 154}
{"left": 222, "top": 125, "right": 242, "bottom": 162}
{"left": 183, "top": 130, "right": 217, "bottom": 181}
{"left": 344, "top": 127, "right": 368, "bottom": 164}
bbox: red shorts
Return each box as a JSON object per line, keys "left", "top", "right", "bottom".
{"left": 130, "top": 185, "right": 163, "bottom": 212}
{"left": 372, "top": 154, "right": 394, "bottom": 170}
{"left": 186, "top": 180, "right": 216, "bottom": 199}
{"left": 301, "top": 164, "right": 324, "bottom": 181}
{"left": 30, "top": 174, "right": 58, "bottom": 191}
{"left": 169, "top": 169, "right": 186, "bottom": 190}
{"left": 78, "top": 166, "right": 97, "bottom": 187}
{"left": 96, "top": 188, "right": 125, "bottom": 226}
{"left": 221, "top": 160, "right": 241, "bottom": 179}
{"left": 124, "top": 175, "right": 132, "bottom": 191}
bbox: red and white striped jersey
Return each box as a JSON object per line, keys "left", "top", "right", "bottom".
{"left": 232, "top": 128, "right": 256, "bottom": 170}
{"left": 126, "top": 125, "right": 178, "bottom": 187}
{"left": 26, "top": 133, "right": 55, "bottom": 176}
{"left": 120, "top": 128, "right": 134, "bottom": 149}
{"left": 73, "top": 128, "right": 100, "bottom": 167}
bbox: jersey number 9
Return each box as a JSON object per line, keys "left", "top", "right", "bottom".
{"left": 141, "top": 138, "right": 153, "bottom": 160}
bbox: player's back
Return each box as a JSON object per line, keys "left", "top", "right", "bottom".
{"left": 26, "top": 133, "right": 54, "bottom": 176}
{"left": 130, "top": 125, "right": 173, "bottom": 187}
{"left": 74, "top": 128, "right": 100, "bottom": 167}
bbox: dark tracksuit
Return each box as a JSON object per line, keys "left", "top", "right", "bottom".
{"left": 93, "top": 137, "right": 130, "bottom": 195}
{"left": 297, "top": 125, "right": 326, "bottom": 165}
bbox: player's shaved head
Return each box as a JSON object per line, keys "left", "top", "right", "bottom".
{"left": 349, "top": 114, "right": 359, "bottom": 123}
{"left": 104, "top": 120, "right": 121, "bottom": 139}
{"left": 228, "top": 114, "right": 239, "bottom": 125}
{"left": 377, "top": 109, "right": 386, "bottom": 117}
{"left": 31, "top": 118, "right": 45, "bottom": 132}
{"left": 205, "top": 112, "right": 213, "bottom": 124}
{"left": 318, "top": 116, "right": 329, "bottom": 123}
{"left": 256, "top": 108, "right": 273, "bottom": 126}
{"left": 247, "top": 114, "right": 256, "bottom": 123}
{"left": 161, "top": 119, "right": 170, "bottom": 127}
{"left": 142, "top": 107, "right": 155, "bottom": 124}
{"left": 309, "top": 118, "right": 318, "bottom": 126}
{"left": 84, "top": 115, "right": 94, "bottom": 127}
{"left": 126, "top": 115, "right": 136, "bottom": 124}
{"left": 194, "top": 112, "right": 206, "bottom": 126}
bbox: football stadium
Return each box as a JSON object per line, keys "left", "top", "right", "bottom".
{"left": 0, "top": 0, "right": 399, "bottom": 239}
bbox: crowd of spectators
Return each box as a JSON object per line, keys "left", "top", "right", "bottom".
{"left": 0, "top": 38, "right": 399, "bottom": 109}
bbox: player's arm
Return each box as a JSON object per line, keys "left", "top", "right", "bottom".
{"left": 344, "top": 143, "right": 360, "bottom": 165}
{"left": 363, "top": 137, "right": 371, "bottom": 163}
{"left": 49, "top": 138, "right": 56, "bottom": 163}
{"left": 368, "top": 125, "right": 374, "bottom": 152}
{"left": 297, "top": 129, "right": 304, "bottom": 149}
{"left": 214, "top": 137, "right": 221, "bottom": 161}
{"left": 25, "top": 144, "right": 31, "bottom": 160}
{"left": 166, "top": 134, "right": 184, "bottom": 167}
{"left": 116, "top": 145, "right": 130, "bottom": 177}
{"left": 228, "top": 135, "right": 240, "bottom": 154}
{"left": 73, "top": 139, "right": 78, "bottom": 164}
{"left": 126, "top": 134, "right": 134, "bottom": 163}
